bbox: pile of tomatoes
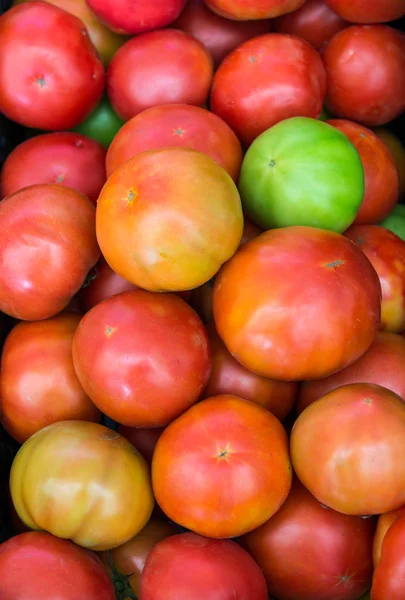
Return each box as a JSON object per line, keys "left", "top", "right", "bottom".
{"left": 1, "top": 0, "right": 405, "bottom": 599}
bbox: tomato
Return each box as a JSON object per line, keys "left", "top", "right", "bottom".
{"left": 371, "top": 517, "right": 405, "bottom": 600}
{"left": 0, "top": 184, "right": 100, "bottom": 321}
{"left": 141, "top": 532, "right": 268, "bottom": 600}
{"left": 380, "top": 204, "right": 405, "bottom": 241}
{"left": 73, "top": 96, "right": 125, "bottom": 149}
{"left": 323, "top": 26, "right": 405, "bottom": 127}
{"left": 0, "top": 132, "right": 106, "bottom": 204}
{"left": 325, "top": 0, "right": 405, "bottom": 24}
{"left": 345, "top": 225, "right": 405, "bottom": 333}
{"left": 239, "top": 117, "right": 364, "bottom": 232}
{"left": 118, "top": 425, "right": 165, "bottom": 466}
{"left": 10, "top": 421, "right": 154, "bottom": 550}
{"left": 0, "top": 2, "right": 104, "bottom": 130}
{"left": 72, "top": 290, "right": 211, "bottom": 427}
{"left": 107, "top": 30, "right": 213, "bottom": 121}
{"left": 291, "top": 383, "right": 405, "bottom": 515}
{"left": 213, "top": 226, "right": 381, "bottom": 381}
{"left": 204, "top": 0, "right": 306, "bottom": 19}
{"left": 96, "top": 147, "right": 243, "bottom": 292}
{"left": 0, "top": 532, "right": 116, "bottom": 600}
{"left": 373, "top": 506, "right": 405, "bottom": 567}
{"left": 173, "top": 0, "right": 271, "bottom": 66}
{"left": 211, "top": 34, "right": 326, "bottom": 147}
{"left": 242, "top": 479, "right": 374, "bottom": 600}
{"left": 80, "top": 258, "right": 138, "bottom": 311}
{"left": 274, "top": 0, "right": 348, "bottom": 51}
{"left": 374, "top": 128, "right": 405, "bottom": 200}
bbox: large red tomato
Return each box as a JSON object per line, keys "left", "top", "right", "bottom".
{"left": 72, "top": 290, "right": 211, "bottom": 427}
{"left": 118, "top": 425, "right": 165, "bottom": 465}
{"left": 371, "top": 517, "right": 405, "bottom": 600}
{"left": 0, "top": 532, "right": 116, "bottom": 600}
{"left": 107, "top": 30, "right": 213, "bottom": 121}
{"left": 211, "top": 33, "right": 326, "bottom": 146}
{"left": 106, "top": 104, "right": 243, "bottom": 181}
{"left": 204, "top": 0, "right": 307, "bottom": 19}
{"left": 373, "top": 506, "right": 405, "bottom": 567}
{"left": 345, "top": 225, "right": 405, "bottom": 333}
{"left": 325, "top": 0, "right": 405, "bottom": 24}
{"left": 140, "top": 532, "right": 268, "bottom": 600}
{"left": 323, "top": 26, "right": 405, "bottom": 127}
{"left": 242, "top": 479, "right": 374, "bottom": 600}
{"left": 0, "top": 2, "right": 104, "bottom": 130}
{"left": 213, "top": 226, "right": 381, "bottom": 381}
{"left": 0, "top": 184, "right": 100, "bottom": 321}
{"left": 0, "top": 133, "right": 106, "bottom": 204}
{"left": 291, "top": 383, "right": 405, "bottom": 515}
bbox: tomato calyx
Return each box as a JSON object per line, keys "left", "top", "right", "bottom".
{"left": 107, "top": 550, "right": 137, "bottom": 600}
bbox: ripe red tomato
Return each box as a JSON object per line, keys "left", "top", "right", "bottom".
{"left": 118, "top": 425, "right": 165, "bottom": 466}
{"left": 373, "top": 506, "right": 405, "bottom": 567}
{"left": 106, "top": 104, "right": 243, "bottom": 181}
{"left": 107, "top": 29, "right": 213, "bottom": 121}
{"left": 0, "top": 184, "right": 100, "bottom": 321}
{"left": 0, "top": 2, "right": 104, "bottom": 130}
{"left": 140, "top": 532, "right": 268, "bottom": 600}
{"left": 242, "top": 479, "right": 374, "bottom": 600}
{"left": 211, "top": 33, "right": 326, "bottom": 146}
{"left": 0, "top": 532, "right": 116, "bottom": 600}
{"left": 0, "top": 133, "right": 106, "bottom": 204}
{"left": 213, "top": 226, "right": 381, "bottom": 381}
{"left": 204, "top": 0, "right": 307, "bottom": 19}
{"left": 345, "top": 225, "right": 405, "bottom": 333}
{"left": 323, "top": 26, "right": 405, "bottom": 127}
{"left": 325, "top": 0, "right": 405, "bottom": 24}
{"left": 291, "top": 383, "right": 405, "bottom": 515}
{"left": 371, "top": 517, "right": 405, "bottom": 600}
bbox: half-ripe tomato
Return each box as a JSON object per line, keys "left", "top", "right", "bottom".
{"left": 373, "top": 506, "right": 405, "bottom": 567}
{"left": 0, "top": 184, "right": 100, "bottom": 321}
{"left": 242, "top": 479, "right": 374, "bottom": 600}
{"left": 204, "top": 0, "right": 306, "bottom": 19}
{"left": 374, "top": 128, "right": 405, "bottom": 200}
{"left": 0, "top": 532, "right": 116, "bottom": 600}
{"left": 325, "top": 0, "right": 405, "bottom": 24}
{"left": 291, "top": 383, "right": 405, "bottom": 515}
{"left": 10, "top": 421, "right": 154, "bottom": 550}
{"left": 0, "top": 133, "right": 106, "bottom": 204}
{"left": 213, "top": 226, "right": 381, "bottom": 381}
{"left": 371, "top": 517, "right": 405, "bottom": 600}
{"left": 211, "top": 34, "right": 326, "bottom": 146}
{"left": 118, "top": 425, "right": 165, "bottom": 466}
{"left": 0, "top": 2, "right": 104, "bottom": 130}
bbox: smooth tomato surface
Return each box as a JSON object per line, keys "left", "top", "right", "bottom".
{"left": 73, "top": 96, "right": 125, "bottom": 149}
{"left": 118, "top": 425, "right": 165, "bottom": 466}
{"left": 373, "top": 506, "right": 405, "bottom": 567}
{"left": 325, "top": 0, "right": 405, "bottom": 23}
{"left": 204, "top": 0, "right": 306, "bottom": 19}
{"left": 374, "top": 128, "right": 405, "bottom": 200}
{"left": 371, "top": 517, "right": 405, "bottom": 600}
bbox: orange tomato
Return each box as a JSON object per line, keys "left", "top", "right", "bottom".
{"left": 373, "top": 506, "right": 405, "bottom": 567}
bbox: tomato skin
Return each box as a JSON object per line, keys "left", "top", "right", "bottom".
{"left": 380, "top": 205, "right": 405, "bottom": 241}
{"left": 106, "top": 104, "right": 243, "bottom": 181}
{"left": 374, "top": 128, "right": 405, "bottom": 200}
{"left": 0, "top": 2, "right": 104, "bottom": 130}
{"left": 107, "top": 30, "right": 213, "bottom": 121}
{"left": 0, "top": 184, "right": 100, "bottom": 321}
{"left": 0, "top": 532, "right": 116, "bottom": 600}
{"left": 371, "top": 517, "right": 405, "bottom": 600}
{"left": 0, "top": 132, "right": 106, "bottom": 204}
{"left": 211, "top": 34, "right": 326, "bottom": 147}
{"left": 205, "top": 0, "right": 306, "bottom": 19}
{"left": 323, "top": 26, "right": 405, "bottom": 127}
{"left": 325, "top": 0, "right": 405, "bottom": 24}
{"left": 242, "top": 479, "right": 374, "bottom": 600}
{"left": 373, "top": 506, "right": 405, "bottom": 567}
{"left": 73, "top": 96, "right": 125, "bottom": 149}
{"left": 80, "top": 258, "right": 138, "bottom": 311}
{"left": 118, "top": 425, "right": 165, "bottom": 466}
{"left": 291, "top": 383, "right": 405, "bottom": 516}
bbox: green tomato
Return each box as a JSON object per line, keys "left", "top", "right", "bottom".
{"left": 238, "top": 117, "right": 365, "bottom": 233}
{"left": 380, "top": 204, "right": 405, "bottom": 241}
{"left": 73, "top": 96, "right": 125, "bottom": 148}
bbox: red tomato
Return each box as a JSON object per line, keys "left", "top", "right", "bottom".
{"left": 345, "top": 225, "right": 405, "bottom": 333}
{"left": 371, "top": 517, "right": 405, "bottom": 600}
{"left": 106, "top": 104, "right": 243, "bottom": 181}
{"left": 141, "top": 532, "right": 268, "bottom": 600}
{"left": 204, "top": 0, "right": 307, "bottom": 19}
{"left": 213, "top": 226, "right": 381, "bottom": 381}
{"left": 0, "top": 2, "right": 104, "bottom": 130}
{"left": 242, "top": 479, "right": 374, "bottom": 600}
{"left": 0, "top": 532, "right": 115, "bottom": 600}
{"left": 373, "top": 506, "right": 405, "bottom": 567}
{"left": 327, "top": 120, "right": 398, "bottom": 225}
{"left": 323, "top": 26, "right": 405, "bottom": 127}
{"left": 107, "top": 29, "right": 213, "bottom": 121}
{"left": 211, "top": 33, "right": 326, "bottom": 146}
{"left": 275, "top": 0, "right": 348, "bottom": 50}
{"left": 298, "top": 332, "right": 405, "bottom": 414}
{"left": 118, "top": 425, "right": 165, "bottom": 465}
{"left": 72, "top": 290, "right": 211, "bottom": 427}
{"left": 0, "top": 184, "right": 100, "bottom": 321}
{"left": 291, "top": 383, "right": 405, "bottom": 515}
{"left": 374, "top": 128, "right": 405, "bottom": 200}
{"left": 173, "top": 0, "right": 271, "bottom": 66}
{"left": 325, "top": 0, "right": 405, "bottom": 24}
{"left": 0, "top": 133, "right": 106, "bottom": 204}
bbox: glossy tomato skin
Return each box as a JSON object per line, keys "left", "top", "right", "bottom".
{"left": 96, "top": 147, "right": 244, "bottom": 292}
{"left": 72, "top": 290, "right": 211, "bottom": 427}
{"left": 140, "top": 532, "right": 268, "bottom": 600}
{"left": 0, "top": 132, "right": 106, "bottom": 204}
{"left": 107, "top": 29, "right": 213, "bottom": 121}
{"left": 211, "top": 34, "right": 326, "bottom": 147}
{"left": 323, "top": 26, "right": 405, "bottom": 127}
{"left": 0, "top": 2, "right": 104, "bottom": 130}
{"left": 213, "top": 227, "right": 381, "bottom": 381}
{"left": 10, "top": 421, "right": 154, "bottom": 551}
{"left": 345, "top": 225, "right": 405, "bottom": 333}
{"left": 291, "top": 383, "right": 405, "bottom": 516}
{"left": 325, "top": 0, "right": 405, "bottom": 24}
{"left": 374, "top": 128, "right": 405, "bottom": 200}
{"left": 0, "top": 184, "right": 100, "bottom": 321}
{"left": 0, "top": 532, "right": 116, "bottom": 600}
{"left": 205, "top": 0, "right": 306, "bottom": 19}
{"left": 242, "top": 479, "right": 374, "bottom": 600}
{"left": 373, "top": 506, "right": 405, "bottom": 567}
{"left": 371, "top": 517, "right": 405, "bottom": 600}
{"left": 118, "top": 425, "right": 165, "bottom": 466}
{"left": 106, "top": 104, "right": 243, "bottom": 181}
